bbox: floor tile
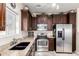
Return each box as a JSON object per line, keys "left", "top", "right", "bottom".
{"left": 35, "top": 51, "right": 78, "bottom": 56}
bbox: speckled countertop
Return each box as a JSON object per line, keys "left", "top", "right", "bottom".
{"left": 0, "top": 37, "right": 35, "bottom": 56}
{"left": 47, "top": 35, "right": 55, "bottom": 39}
{"left": 0, "top": 35, "right": 55, "bottom": 56}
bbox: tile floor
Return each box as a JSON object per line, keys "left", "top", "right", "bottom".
{"left": 35, "top": 51, "right": 79, "bottom": 56}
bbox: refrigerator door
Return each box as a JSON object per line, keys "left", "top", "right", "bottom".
{"left": 56, "top": 24, "right": 64, "bottom": 52}
{"left": 64, "top": 24, "right": 72, "bottom": 53}
{"left": 56, "top": 24, "right": 72, "bottom": 53}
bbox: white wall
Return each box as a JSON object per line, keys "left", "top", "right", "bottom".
{"left": 0, "top": 3, "right": 24, "bottom": 46}
{"left": 76, "top": 8, "right": 79, "bottom": 53}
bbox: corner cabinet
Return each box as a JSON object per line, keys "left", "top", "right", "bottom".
{"left": 0, "top": 3, "right": 5, "bottom": 31}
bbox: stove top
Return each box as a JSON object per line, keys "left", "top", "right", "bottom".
{"left": 37, "top": 35, "right": 48, "bottom": 39}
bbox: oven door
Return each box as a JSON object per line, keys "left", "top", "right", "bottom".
{"left": 37, "top": 39, "right": 48, "bottom": 51}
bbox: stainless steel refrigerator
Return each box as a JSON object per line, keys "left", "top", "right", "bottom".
{"left": 56, "top": 24, "right": 72, "bottom": 53}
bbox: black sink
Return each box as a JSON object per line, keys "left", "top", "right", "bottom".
{"left": 9, "top": 42, "right": 30, "bottom": 50}
{"left": 15, "top": 42, "right": 30, "bottom": 46}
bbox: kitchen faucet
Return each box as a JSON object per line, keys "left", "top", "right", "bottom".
{"left": 10, "top": 38, "right": 17, "bottom": 46}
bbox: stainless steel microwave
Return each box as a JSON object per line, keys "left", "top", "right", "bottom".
{"left": 37, "top": 24, "right": 47, "bottom": 31}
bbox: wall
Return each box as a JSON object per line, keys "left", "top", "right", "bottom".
{"left": 0, "top": 3, "right": 24, "bottom": 46}
{"left": 76, "top": 8, "right": 79, "bottom": 53}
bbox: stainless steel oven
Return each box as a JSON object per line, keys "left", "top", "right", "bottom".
{"left": 37, "top": 35, "right": 48, "bottom": 51}
{"left": 37, "top": 39, "right": 48, "bottom": 51}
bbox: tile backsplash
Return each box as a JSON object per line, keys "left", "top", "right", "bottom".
{"left": 34, "top": 31, "right": 53, "bottom": 37}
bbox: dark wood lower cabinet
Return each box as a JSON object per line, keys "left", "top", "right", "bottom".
{"left": 49, "top": 38, "right": 54, "bottom": 51}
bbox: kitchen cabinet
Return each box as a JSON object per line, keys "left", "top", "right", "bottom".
{"left": 60, "top": 14, "right": 67, "bottom": 24}
{"left": 27, "top": 11, "right": 32, "bottom": 31}
{"left": 67, "top": 13, "right": 76, "bottom": 52}
{"left": 21, "top": 10, "right": 32, "bottom": 31}
{"left": 37, "top": 14, "right": 48, "bottom": 24}
{"left": 26, "top": 42, "right": 35, "bottom": 56}
{"left": 49, "top": 38, "right": 54, "bottom": 51}
{"left": 52, "top": 14, "right": 67, "bottom": 24}
{"left": 52, "top": 14, "right": 60, "bottom": 24}
{"left": 36, "top": 14, "right": 53, "bottom": 30}
{"left": 31, "top": 17, "right": 37, "bottom": 30}
{"left": 47, "top": 15, "right": 53, "bottom": 30}
{"left": 0, "top": 3, "right": 5, "bottom": 31}
{"left": 21, "top": 9, "right": 28, "bottom": 31}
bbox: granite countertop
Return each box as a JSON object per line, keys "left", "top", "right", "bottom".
{"left": 1, "top": 37, "right": 35, "bottom": 56}
{"left": 47, "top": 35, "right": 55, "bottom": 38}
{"left": 0, "top": 35, "right": 54, "bottom": 56}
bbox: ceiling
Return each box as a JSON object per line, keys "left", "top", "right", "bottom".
{"left": 24, "top": 3, "right": 79, "bottom": 15}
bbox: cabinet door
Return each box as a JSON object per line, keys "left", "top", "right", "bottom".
{"left": 37, "top": 15, "right": 47, "bottom": 24}
{"left": 69, "top": 13, "right": 76, "bottom": 51}
{"left": 37, "top": 15, "right": 42, "bottom": 24}
{"left": 27, "top": 11, "right": 32, "bottom": 31}
{"left": 49, "top": 38, "right": 54, "bottom": 51}
{"left": 53, "top": 15, "right": 61, "bottom": 24}
{"left": 69, "top": 13, "right": 76, "bottom": 25}
{"left": 47, "top": 16, "right": 53, "bottom": 30}
{"left": 60, "top": 14, "right": 67, "bottom": 24}
{"left": 0, "top": 3, "right": 5, "bottom": 30}
{"left": 31, "top": 17, "right": 37, "bottom": 30}
{"left": 52, "top": 15, "right": 56, "bottom": 24}
{"left": 52, "top": 14, "right": 67, "bottom": 24}
{"left": 21, "top": 10, "right": 28, "bottom": 31}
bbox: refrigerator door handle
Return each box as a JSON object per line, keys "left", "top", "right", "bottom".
{"left": 62, "top": 28, "right": 65, "bottom": 40}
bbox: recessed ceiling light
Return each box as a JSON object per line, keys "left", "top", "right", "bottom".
{"left": 56, "top": 5, "right": 59, "bottom": 10}
{"left": 52, "top": 3, "right": 56, "bottom": 7}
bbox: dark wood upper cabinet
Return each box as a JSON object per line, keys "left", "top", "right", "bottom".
{"left": 52, "top": 14, "right": 59, "bottom": 24}
{"left": 47, "top": 15, "right": 53, "bottom": 30}
{"left": 21, "top": 9, "right": 29, "bottom": 31}
{"left": 60, "top": 14, "right": 67, "bottom": 24}
{"left": 0, "top": 3, "right": 5, "bottom": 31}
{"left": 37, "top": 15, "right": 48, "bottom": 24}
{"left": 21, "top": 9, "right": 32, "bottom": 31}
{"left": 27, "top": 11, "right": 32, "bottom": 31}
{"left": 52, "top": 14, "right": 67, "bottom": 24}
{"left": 52, "top": 14, "right": 62, "bottom": 24}
{"left": 67, "top": 13, "right": 76, "bottom": 25}
{"left": 31, "top": 17, "right": 37, "bottom": 30}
